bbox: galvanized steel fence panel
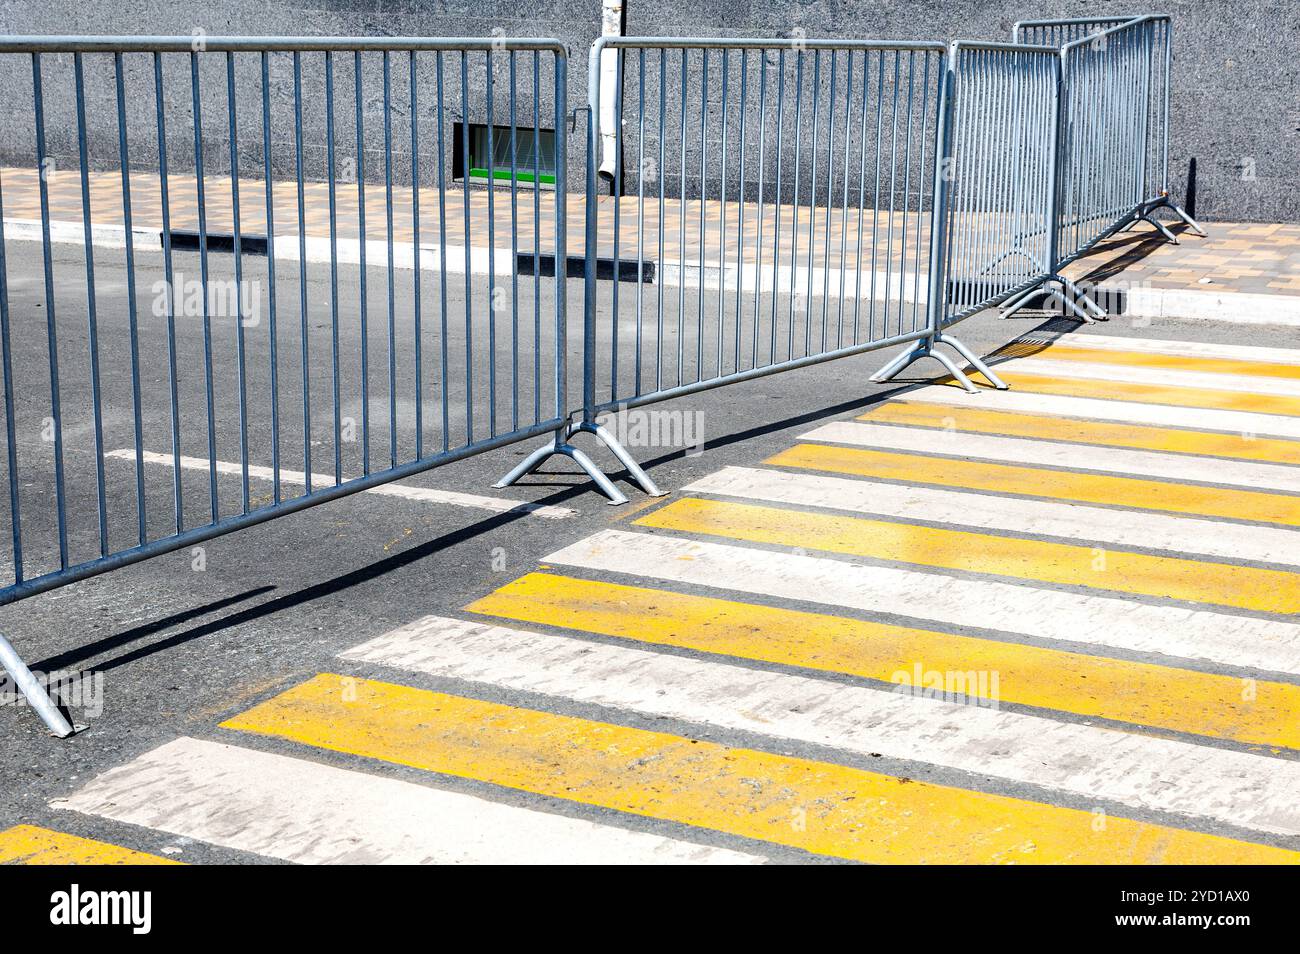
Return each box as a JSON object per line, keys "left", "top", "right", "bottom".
{"left": 1017, "top": 15, "right": 1176, "bottom": 215}
{"left": 1056, "top": 16, "right": 1162, "bottom": 264}
{"left": 940, "top": 42, "right": 1061, "bottom": 325}
{"left": 0, "top": 35, "right": 568, "bottom": 613}
{"left": 582, "top": 38, "right": 948, "bottom": 415}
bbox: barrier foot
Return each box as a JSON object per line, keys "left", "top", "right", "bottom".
{"left": 999, "top": 282, "right": 1052, "bottom": 319}
{"left": 1138, "top": 213, "right": 1180, "bottom": 245}
{"left": 573, "top": 421, "right": 666, "bottom": 498}
{"left": 871, "top": 340, "right": 981, "bottom": 394}
{"left": 1168, "top": 203, "right": 1207, "bottom": 237}
{"left": 1048, "top": 287, "right": 1098, "bottom": 323}
{"left": 0, "top": 633, "right": 76, "bottom": 738}
{"left": 937, "top": 333, "right": 1009, "bottom": 390}
{"left": 495, "top": 423, "right": 655, "bottom": 506}
{"left": 1057, "top": 276, "right": 1108, "bottom": 321}
{"left": 1003, "top": 276, "right": 1104, "bottom": 323}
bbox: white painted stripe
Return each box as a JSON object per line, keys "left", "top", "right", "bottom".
{"left": 1098, "top": 286, "right": 1300, "bottom": 327}
{"left": 2, "top": 218, "right": 499, "bottom": 277}
{"left": 800, "top": 421, "right": 1300, "bottom": 493}
{"left": 53, "top": 737, "right": 762, "bottom": 865}
{"left": 546, "top": 529, "right": 1300, "bottom": 675}
{"left": 999, "top": 357, "right": 1300, "bottom": 397}
{"left": 1017, "top": 333, "right": 1300, "bottom": 366}
{"left": 685, "top": 466, "right": 1300, "bottom": 567}
{"left": 894, "top": 385, "right": 1300, "bottom": 440}
{"left": 107, "top": 449, "right": 576, "bottom": 519}
{"left": 342, "top": 616, "right": 1300, "bottom": 837}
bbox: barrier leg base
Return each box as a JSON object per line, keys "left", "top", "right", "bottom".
{"left": 0, "top": 632, "right": 76, "bottom": 738}
{"left": 494, "top": 420, "right": 665, "bottom": 506}
{"left": 936, "top": 333, "right": 1009, "bottom": 390}
{"left": 1143, "top": 197, "right": 1207, "bottom": 240}
{"left": 573, "top": 421, "right": 666, "bottom": 498}
{"left": 1002, "top": 275, "right": 1106, "bottom": 323}
{"left": 870, "top": 337, "right": 981, "bottom": 394}
{"left": 999, "top": 283, "right": 1052, "bottom": 319}
{"left": 1137, "top": 213, "right": 1180, "bottom": 244}
{"left": 1168, "top": 203, "right": 1207, "bottom": 237}
{"left": 1056, "top": 276, "right": 1108, "bottom": 321}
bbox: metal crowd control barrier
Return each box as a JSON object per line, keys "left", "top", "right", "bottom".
{"left": 1015, "top": 14, "right": 1202, "bottom": 240}
{"left": 918, "top": 42, "right": 1067, "bottom": 334}
{"left": 999, "top": 14, "right": 1203, "bottom": 320}
{"left": 0, "top": 35, "right": 569, "bottom": 735}
{"left": 498, "top": 36, "right": 1004, "bottom": 499}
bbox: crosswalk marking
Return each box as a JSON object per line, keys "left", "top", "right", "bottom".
{"left": 1005, "top": 334, "right": 1300, "bottom": 371}
{"left": 962, "top": 372, "right": 1300, "bottom": 417}
{"left": 895, "top": 386, "right": 1300, "bottom": 440}
{"left": 859, "top": 402, "right": 1300, "bottom": 466}
{"left": 769, "top": 443, "right": 1300, "bottom": 527}
{"left": 345, "top": 614, "right": 1300, "bottom": 835}
{"left": 545, "top": 529, "right": 1300, "bottom": 674}
{"left": 801, "top": 421, "right": 1300, "bottom": 494}
{"left": 108, "top": 449, "right": 578, "bottom": 519}
{"left": 0, "top": 824, "right": 179, "bottom": 865}
{"left": 634, "top": 497, "right": 1300, "bottom": 614}
{"left": 54, "top": 737, "right": 760, "bottom": 865}
{"left": 38, "top": 329, "right": 1300, "bottom": 865}
{"left": 996, "top": 357, "right": 1300, "bottom": 396}
{"left": 1001, "top": 340, "right": 1300, "bottom": 380}
{"left": 466, "top": 572, "right": 1300, "bottom": 750}
{"left": 219, "top": 673, "right": 1300, "bottom": 864}
{"left": 685, "top": 466, "right": 1300, "bottom": 566}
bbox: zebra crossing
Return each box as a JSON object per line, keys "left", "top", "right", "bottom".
{"left": 5, "top": 330, "right": 1300, "bottom": 864}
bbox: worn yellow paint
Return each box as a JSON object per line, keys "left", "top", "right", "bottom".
{"left": 634, "top": 498, "right": 1300, "bottom": 613}
{"left": 994, "top": 340, "right": 1300, "bottom": 380}
{"left": 466, "top": 572, "right": 1300, "bottom": 749}
{"left": 221, "top": 674, "right": 1300, "bottom": 864}
{"left": 860, "top": 402, "right": 1300, "bottom": 466}
{"left": 768, "top": 442, "right": 1300, "bottom": 528}
{"left": 0, "top": 824, "right": 179, "bottom": 865}
{"left": 943, "top": 372, "right": 1300, "bottom": 417}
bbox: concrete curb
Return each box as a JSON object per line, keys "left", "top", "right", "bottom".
{"left": 8, "top": 216, "right": 1300, "bottom": 327}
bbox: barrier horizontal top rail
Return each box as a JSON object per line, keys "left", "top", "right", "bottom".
{"left": 1056, "top": 13, "right": 1161, "bottom": 51}
{"left": 1011, "top": 16, "right": 1142, "bottom": 43}
{"left": 588, "top": 37, "right": 948, "bottom": 52}
{"left": 0, "top": 35, "right": 569, "bottom": 53}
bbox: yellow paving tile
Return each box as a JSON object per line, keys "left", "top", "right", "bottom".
{"left": 769, "top": 442, "right": 1300, "bottom": 527}
{"left": 221, "top": 674, "right": 1300, "bottom": 864}
{"left": 952, "top": 373, "right": 1300, "bottom": 417}
{"left": 0, "top": 824, "right": 179, "bottom": 865}
{"left": 992, "top": 341, "right": 1300, "bottom": 379}
{"left": 467, "top": 572, "right": 1300, "bottom": 749}
{"left": 633, "top": 498, "right": 1300, "bottom": 614}
{"left": 859, "top": 402, "right": 1300, "bottom": 465}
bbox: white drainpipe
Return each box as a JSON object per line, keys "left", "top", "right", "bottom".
{"left": 598, "top": 0, "right": 624, "bottom": 180}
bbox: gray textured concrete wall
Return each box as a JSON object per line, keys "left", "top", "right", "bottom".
{"left": 0, "top": 0, "right": 1294, "bottom": 222}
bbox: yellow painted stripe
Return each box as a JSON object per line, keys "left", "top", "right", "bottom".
{"left": 947, "top": 372, "right": 1300, "bottom": 417}
{"left": 633, "top": 498, "right": 1300, "bottom": 614}
{"left": 221, "top": 674, "right": 1300, "bottom": 864}
{"left": 769, "top": 442, "right": 1300, "bottom": 528}
{"left": 467, "top": 572, "right": 1300, "bottom": 750}
{"left": 859, "top": 402, "right": 1300, "bottom": 466}
{"left": 995, "top": 340, "right": 1300, "bottom": 380}
{"left": 0, "top": 824, "right": 179, "bottom": 865}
